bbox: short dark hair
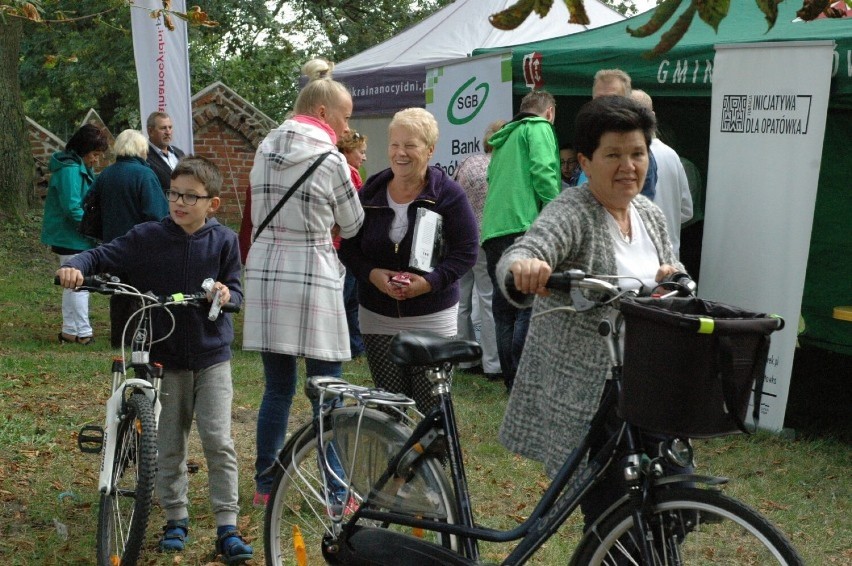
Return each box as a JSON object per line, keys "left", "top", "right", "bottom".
{"left": 171, "top": 155, "right": 223, "bottom": 197}
{"left": 519, "top": 90, "right": 555, "bottom": 116}
{"left": 66, "top": 124, "right": 108, "bottom": 156}
{"left": 573, "top": 96, "right": 656, "bottom": 159}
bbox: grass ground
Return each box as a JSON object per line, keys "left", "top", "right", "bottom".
{"left": 0, "top": 211, "right": 849, "bottom": 564}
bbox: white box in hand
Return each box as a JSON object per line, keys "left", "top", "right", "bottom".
{"left": 409, "top": 208, "right": 443, "bottom": 273}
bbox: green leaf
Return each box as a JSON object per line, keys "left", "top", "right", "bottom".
{"left": 489, "top": 0, "right": 536, "bottom": 31}
{"left": 697, "top": 0, "right": 730, "bottom": 32}
{"left": 755, "top": 0, "right": 783, "bottom": 29}
{"left": 644, "top": 4, "right": 697, "bottom": 58}
{"left": 627, "top": 0, "right": 683, "bottom": 38}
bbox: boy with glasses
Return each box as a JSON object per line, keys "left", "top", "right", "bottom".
{"left": 56, "top": 156, "right": 253, "bottom": 563}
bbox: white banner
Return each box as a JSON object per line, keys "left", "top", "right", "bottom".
{"left": 130, "top": 0, "right": 194, "bottom": 153}
{"left": 425, "top": 52, "right": 513, "bottom": 176}
{"left": 701, "top": 41, "right": 834, "bottom": 432}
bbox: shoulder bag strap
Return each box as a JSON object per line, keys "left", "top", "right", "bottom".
{"left": 253, "top": 151, "right": 332, "bottom": 242}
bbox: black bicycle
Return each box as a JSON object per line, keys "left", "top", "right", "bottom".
{"left": 262, "top": 269, "right": 801, "bottom": 565}
{"left": 67, "top": 274, "right": 237, "bottom": 566}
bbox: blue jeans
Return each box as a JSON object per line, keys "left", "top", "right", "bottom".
{"left": 483, "top": 234, "right": 531, "bottom": 391}
{"left": 254, "top": 353, "right": 341, "bottom": 494}
{"left": 343, "top": 269, "right": 365, "bottom": 356}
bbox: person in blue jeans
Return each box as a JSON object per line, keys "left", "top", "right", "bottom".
{"left": 480, "top": 91, "right": 561, "bottom": 392}
{"left": 242, "top": 59, "right": 364, "bottom": 506}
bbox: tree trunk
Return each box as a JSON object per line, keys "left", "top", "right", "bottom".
{"left": 0, "top": 18, "right": 34, "bottom": 222}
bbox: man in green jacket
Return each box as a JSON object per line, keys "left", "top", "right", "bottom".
{"left": 481, "top": 90, "right": 561, "bottom": 392}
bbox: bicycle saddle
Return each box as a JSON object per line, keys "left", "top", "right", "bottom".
{"left": 389, "top": 330, "right": 482, "bottom": 367}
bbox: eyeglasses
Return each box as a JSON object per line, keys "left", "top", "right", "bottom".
{"left": 166, "top": 190, "right": 213, "bottom": 206}
{"left": 561, "top": 159, "right": 578, "bottom": 167}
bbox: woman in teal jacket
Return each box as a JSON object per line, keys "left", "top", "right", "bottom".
{"left": 40, "top": 124, "right": 108, "bottom": 345}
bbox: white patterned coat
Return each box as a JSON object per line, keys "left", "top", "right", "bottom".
{"left": 496, "top": 187, "right": 683, "bottom": 477}
{"left": 243, "top": 120, "right": 364, "bottom": 360}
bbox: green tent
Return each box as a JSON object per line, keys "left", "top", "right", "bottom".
{"left": 476, "top": 2, "right": 852, "bottom": 355}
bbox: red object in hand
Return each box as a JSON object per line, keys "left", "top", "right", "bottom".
{"left": 390, "top": 273, "right": 411, "bottom": 287}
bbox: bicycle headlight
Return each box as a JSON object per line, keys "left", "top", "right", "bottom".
{"left": 661, "top": 438, "right": 694, "bottom": 468}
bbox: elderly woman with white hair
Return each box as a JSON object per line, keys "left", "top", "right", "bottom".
{"left": 89, "top": 128, "right": 170, "bottom": 347}
{"left": 339, "top": 108, "right": 479, "bottom": 414}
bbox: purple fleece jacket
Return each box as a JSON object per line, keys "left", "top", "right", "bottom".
{"left": 338, "top": 165, "right": 478, "bottom": 318}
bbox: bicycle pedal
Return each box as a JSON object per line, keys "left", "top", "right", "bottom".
{"left": 78, "top": 425, "right": 104, "bottom": 454}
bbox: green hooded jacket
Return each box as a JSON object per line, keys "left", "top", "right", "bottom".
{"left": 480, "top": 115, "right": 561, "bottom": 244}
{"left": 40, "top": 151, "right": 97, "bottom": 252}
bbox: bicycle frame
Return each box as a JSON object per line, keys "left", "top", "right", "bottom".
{"left": 315, "top": 277, "right": 718, "bottom": 565}
{"left": 96, "top": 357, "right": 162, "bottom": 495}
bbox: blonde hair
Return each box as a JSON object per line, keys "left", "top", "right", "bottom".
{"left": 389, "top": 108, "right": 439, "bottom": 148}
{"left": 337, "top": 130, "right": 367, "bottom": 153}
{"left": 113, "top": 129, "right": 149, "bottom": 158}
{"left": 593, "top": 69, "right": 632, "bottom": 97}
{"left": 293, "top": 79, "right": 351, "bottom": 118}
{"left": 302, "top": 58, "right": 334, "bottom": 80}
{"left": 484, "top": 120, "right": 506, "bottom": 153}
{"left": 630, "top": 88, "right": 653, "bottom": 111}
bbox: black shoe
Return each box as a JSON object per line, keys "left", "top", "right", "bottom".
{"left": 460, "top": 364, "right": 484, "bottom": 375}
{"left": 484, "top": 373, "right": 503, "bottom": 382}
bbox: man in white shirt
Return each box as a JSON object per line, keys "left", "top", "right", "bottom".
{"left": 630, "top": 89, "right": 693, "bottom": 258}
{"left": 146, "top": 111, "right": 185, "bottom": 193}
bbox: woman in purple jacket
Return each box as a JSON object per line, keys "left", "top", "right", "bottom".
{"left": 339, "top": 108, "right": 478, "bottom": 413}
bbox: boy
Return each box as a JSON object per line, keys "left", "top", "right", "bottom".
{"left": 56, "top": 156, "right": 252, "bottom": 563}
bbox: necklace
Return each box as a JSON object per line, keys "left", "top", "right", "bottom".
{"left": 607, "top": 212, "right": 632, "bottom": 243}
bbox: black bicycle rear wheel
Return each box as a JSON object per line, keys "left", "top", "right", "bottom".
{"left": 96, "top": 392, "right": 158, "bottom": 566}
{"left": 572, "top": 486, "right": 803, "bottom": 565}
{"left": 264, "top": 407, "right": 458, "bottom": 566}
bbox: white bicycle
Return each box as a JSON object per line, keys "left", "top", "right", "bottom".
{"left": 67, "top": 274, "right": 237, "bottom": 566}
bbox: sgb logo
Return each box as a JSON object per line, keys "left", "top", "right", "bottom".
{"left": 447, "top": 76, "right": 489, "bottom": 125}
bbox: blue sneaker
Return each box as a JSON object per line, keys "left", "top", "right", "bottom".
{"left": 216, "top": 525, "right": 253, "bottom": 564}
{"left": 159, "top": 518, "right": 189, "bottom": 552}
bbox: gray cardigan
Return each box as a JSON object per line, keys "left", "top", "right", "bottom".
{"left": 496, "top": 186, "right": 683, "bottom": 477}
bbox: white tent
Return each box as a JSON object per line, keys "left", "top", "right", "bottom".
{"left": 336, "top": 0, "right": 623, "bottom": 115}
{"left": 334, "top": 0, "right": 623, "bottom": 175}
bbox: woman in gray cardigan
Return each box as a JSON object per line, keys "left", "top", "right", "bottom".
{"left": 496, "top": 95, "right": 688, "bottom": 529}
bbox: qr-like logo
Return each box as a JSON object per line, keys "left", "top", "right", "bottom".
{"left": 721, "top": 95, "right": 748, "bottom": 133}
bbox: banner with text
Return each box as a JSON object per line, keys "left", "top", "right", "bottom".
{"left": 131, "top": 0, "right": 194, "bottom": 153}
{"left": 701, "top": 41, "right": 834, "bottom": 432}
{"left": 425, "top": 53, "right": 512, "bottom": 177}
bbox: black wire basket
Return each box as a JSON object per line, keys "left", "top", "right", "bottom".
{"left": 619, "top": 297, "right": 783, "bottom": 438}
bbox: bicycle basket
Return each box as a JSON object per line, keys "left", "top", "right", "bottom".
{"left": 618, "top": 297, "right": 781, "bottom": 438}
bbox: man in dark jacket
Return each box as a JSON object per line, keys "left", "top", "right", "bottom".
{"left": 146, "top": 111, "right": 185, "bottom": 193}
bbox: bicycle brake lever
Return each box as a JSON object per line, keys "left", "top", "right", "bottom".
{"left": 570, "top": 287, "right": 598, "bottom": 312}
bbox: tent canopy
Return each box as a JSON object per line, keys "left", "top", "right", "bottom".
{"left": 477, "top": 2, "right": 852, "bottom": 355}
{"left": 335, "top": 0, "right": 624, "bottom": 116}
{"left": 475, "top": 2, "right": 851, "bottom": 103}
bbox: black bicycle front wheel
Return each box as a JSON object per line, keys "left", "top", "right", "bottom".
{"left": 264, "top": 407, "right": 458, "bottom": 566}
{"left": 96, "top": 392, "right": 158, "bottom": 566}
{"left": 572, "top": 486, "right": 803, "bottom": 565}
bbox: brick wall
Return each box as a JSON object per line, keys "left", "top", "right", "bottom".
{"left": 28, "top": 81, "right": 277, "bottom": 226}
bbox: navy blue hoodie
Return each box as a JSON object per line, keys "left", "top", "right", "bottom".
{"left": 64, "top": 217, "right": 242, "bottom": 370}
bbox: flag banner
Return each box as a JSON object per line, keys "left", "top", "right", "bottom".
{"left": 130, "top": 0, "right": 193, "bottom": 153}
{"left": 701, "top": 40, "right": 834, "bottom": 432}
{"left": 426, "top": 52, "right": 513, "bottom": 177}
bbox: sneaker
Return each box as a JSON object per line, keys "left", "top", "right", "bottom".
{"left": 216, "top": 526, "right": 253, "bottom": 564}
{"left": 159, "top": 518, "right": 189, "bottom": 552}
{"left": 253, "top": 491, "right": 269, "bottom": 508}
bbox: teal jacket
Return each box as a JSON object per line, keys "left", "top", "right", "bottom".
{"left": 480, "top": 115, "right": 561, "bottom": 244}
{"left": 40, "top": 151, "right": 97, "bottom": 252}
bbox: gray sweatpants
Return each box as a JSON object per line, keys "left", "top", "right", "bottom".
{"left": 156, "top": 361, "right": 240, "bottom": 527}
